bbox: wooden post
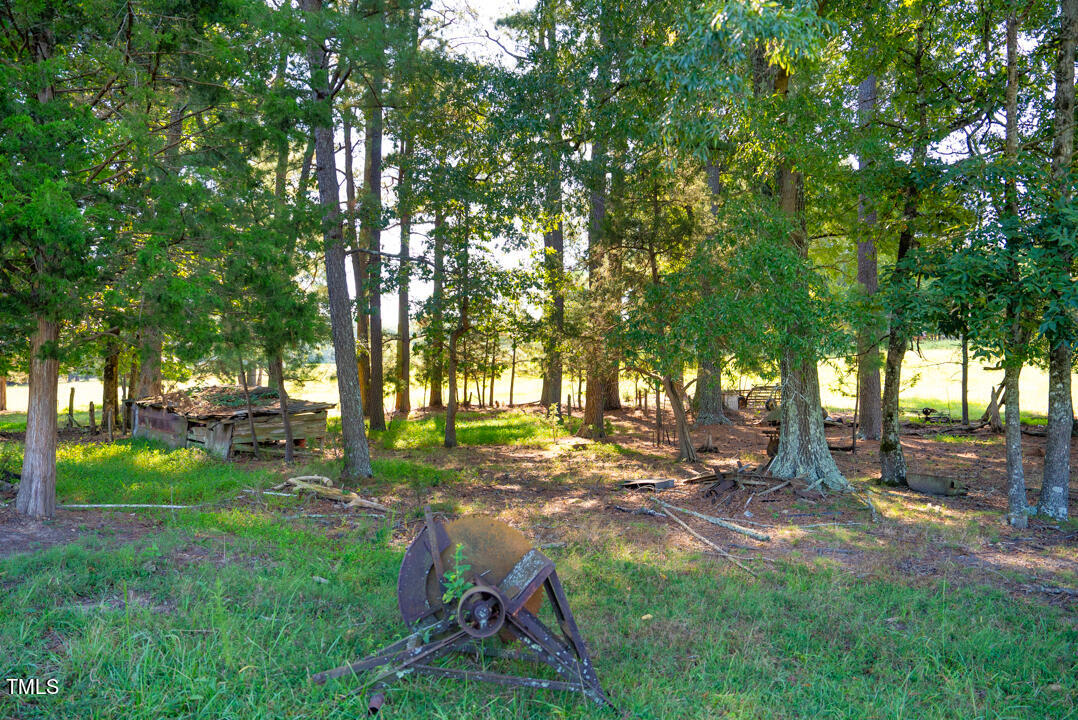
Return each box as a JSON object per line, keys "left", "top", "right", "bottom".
{"left": 566, "top": 393, "right": 572, "bottom": 418}
{"left": 89, "top": 401, "right": 96, "bottom": 434}
{"left": 107, "top": 408, "right": 114, "bottom": 442}
{"left": 67, "top": 387, "right": 75, "bottom": 428}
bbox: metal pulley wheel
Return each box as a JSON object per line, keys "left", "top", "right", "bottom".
{"left": 456, "top": 584, "right": 507, "bottom": 638}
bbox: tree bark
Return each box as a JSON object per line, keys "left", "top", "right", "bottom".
{"left": 1002, "top": 12, "right": 1028, "bottom": 527}
{"left": 541, "top": 17, "right": 563, "bottom": 415}
{"left": 698, "top": 156, "right": 729, "bottom": 426}
{"left": 135, "top": 328, "right": 162, "bottom": 399}
{"left": 880, "top": 24, "right": 926, "bottom": 487}
{"left": 1004, "top": 365, "right": 1027, "bottom": 528}
{"left": 268, "top": 353, "right": 295, "bottom": 463}
{"left": 508, "top": 340, "right": 517, "bottom": 407}
{"left": 302, "top": 0, "right": 372, "bottom": 480}
{"left": 961, "top": 333, "right": 970, "bottom": 425}
{"left": 429, "top": 210, "right": 446, "bottom": 408}
{"left": 0, "top": 376, "right": 6, "bottom": 411}
{"left": 16, "top": 317, "right": 60, "bottom": 519}
{"left": 696, "top": 355, "right": 730, "bottom": 426}
{"left": 1041, "top": 0, "right": 1077, "bottom": 521}
{"left": 238, "top": 357, "right": 261, "bottom": 460}
{"left": 344, "top": 119, "right": 372, "bottom": 414}
{"left": 663, "top": 376, "right": 698, "bottom": 462}
{"left": 856, "top": 71, "right": 881, "bottom": 440}
{"left": 364, "top": 47, "right": 386, "bottom": 431}
{"left": 602, "top": 366, "right": 621, "bottom": 410}
{"left": 395, "top": 141, "right": 412, "bottom": 415}
{"left": 101, "top": 336, "right": 120, "bottom": 431}
{"left": 767, "top": 70, "right": 845, "bottom": 491}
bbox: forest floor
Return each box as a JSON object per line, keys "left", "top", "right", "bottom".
{"left": 1, "top": 404, "right": 1076, "bottom": 719}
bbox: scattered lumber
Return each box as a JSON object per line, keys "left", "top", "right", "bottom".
{"left": 620, "top": 478, "right": 676, "bottom": 491}
{"left": 755, "top": 480, "right": 790, "bottom": 498}
{"left": 651, "top": 498, "right": 770, "bottom": 541}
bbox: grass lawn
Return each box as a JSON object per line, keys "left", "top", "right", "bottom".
{"left": 1, "top": 413, "right": 1075, "bottom": 719}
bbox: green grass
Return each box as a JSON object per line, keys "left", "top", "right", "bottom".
{"left": 0, "top": 409, "right": 95, "bottom": 433}
{"left": 2, "top": 435, "right": 1076, "bottom": 718}
{"left": 1, "top": 521, "right": 1074, "bottom": 719}
{"left": 371, "top": 410, "right": 558, "bottom": 450}
{"left": 53, "top": 439, "right": 277, "bottom": 505}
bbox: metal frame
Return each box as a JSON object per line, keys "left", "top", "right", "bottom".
{"left": 311, "top": 514, "right": 613, "bottom": 709}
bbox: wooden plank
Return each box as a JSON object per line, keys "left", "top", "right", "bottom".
{"left": 132, "top": 406, "right": 187, "bottom": 448}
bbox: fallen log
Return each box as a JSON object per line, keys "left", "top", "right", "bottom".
{"left": 651, "top": 498, "right": 770, "bottom": 542}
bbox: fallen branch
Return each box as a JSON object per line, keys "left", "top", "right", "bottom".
{"left": 655, "top": 503, "right": 757, "bottom": 577}
{"left": 756, "top": 481, "right": 790, "bottom": 498}
{"left": 275, "top": 477, "right": 390, "bottom": 512}
{"left": 652, "top": 499, "right": 770, "bottom": 541}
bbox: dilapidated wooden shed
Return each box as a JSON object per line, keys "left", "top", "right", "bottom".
{"left": 129, "top": 386, "right": 334, "bottom": 459}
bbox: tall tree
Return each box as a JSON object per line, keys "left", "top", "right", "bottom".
{"left": 1039, "top": 0, "right": 1077, "bottom": 521}
{"left": 302, "top": 0, "right": 373, "bottom": 480}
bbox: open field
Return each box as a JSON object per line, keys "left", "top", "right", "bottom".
{"left": 3, "top": 342, "right": 1075, "bottom": 430}
{"left": 2, "top": 404, "right": 1076, "bottom": 719}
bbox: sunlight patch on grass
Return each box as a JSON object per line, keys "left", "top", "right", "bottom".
{"left": 55, "top": 439, "right": 273, "bottom": 505}
{"left": 372, "top": 411, "right": 555, "bottom": 450}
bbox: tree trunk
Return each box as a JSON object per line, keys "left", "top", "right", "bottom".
{"left": 772, "top": 354, "right": 846, "bottom": 490}
{"left": 16, "top": 317, "right": 60, "bottom": 519}
{"left": 541, "top": 17, "right": 563, "bottom": 416}
{"left": 699, "top": 148, "right": 729, "bottom": 426}
{"left": 602, "top": 365, "right": 621, "bottom": 410}
{"left": 123, "top": 356, "right": 137, "bottom": 431}
{"left": 446, "top": 325, "right": 462, "bottom": 448}
{"left": 768, "top": 67, "right": 845, "bottom": 491}
{"left": 961, "top": 333, "right": 970, "bottom": 425}
{"left": 302, "top": 0, "right": 372, "bottom": 480}
{"left": 135, "top": 328, "right": 162, "bottom": 398}
{"left": 879, "top": 328, "right": 908, "bottom": 485}
{"left": 1041, "top": 0, "right": 1077, "bottom": 521}
{"left": 1004, "top": 365, "right": 1027, "bottom": 528}
{"left": 429, "top": 210, "right": 446, "bottom": 408}
{"left": 488, "top": 332, "right": 496, "bottom": 407}
{"left": 0, "top": 376, "right": 6, "bottom": 411}
{"left": 268, "top": 353, "right": 295, "bottom": 463}
{"left": 364, "top": 55, "right": 386, "bottom": 431}
{"left": 856, "top": 71, "right": 882, "bottom": 440}
{"left": 238, "top": 357, "right": 261, "bottom": 460}
{"left": 663, "top": 376, "right": 698, "bottom": 462}
{"left": 508, "top": 341, "right": 516, "bottom": 407}
{"left": 344, "top": 119, "right": 372, "bottom": 414}
{"left": 102, "top": 337, "right": 120, "bottom": 431}
{"left": 695, "top": 355, "right": 730, "bottom": 425}
{"left": 395, "top": 148, "right": 412, "bottom": 414}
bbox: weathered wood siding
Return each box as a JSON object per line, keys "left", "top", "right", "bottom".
{"left": 132, "top": 405, "right": 188, "bottom": 448}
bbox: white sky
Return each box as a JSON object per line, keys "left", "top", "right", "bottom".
{"left": 342, "top": 0, "right": 535, "bottom": 334}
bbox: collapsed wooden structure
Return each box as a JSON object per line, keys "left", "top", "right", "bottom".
{"left": 129, "top": 386, "right": 334, "bottom": 459}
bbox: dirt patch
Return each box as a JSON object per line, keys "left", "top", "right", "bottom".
{"left": 0, "top": 505, "right": 157, "bottom": 557}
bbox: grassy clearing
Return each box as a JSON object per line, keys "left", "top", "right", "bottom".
{"left": 2, "top": 516, "right": 1074, "bottom": 720}
{"left": 371, "top": 410, "right": 560, "bottom": 450}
